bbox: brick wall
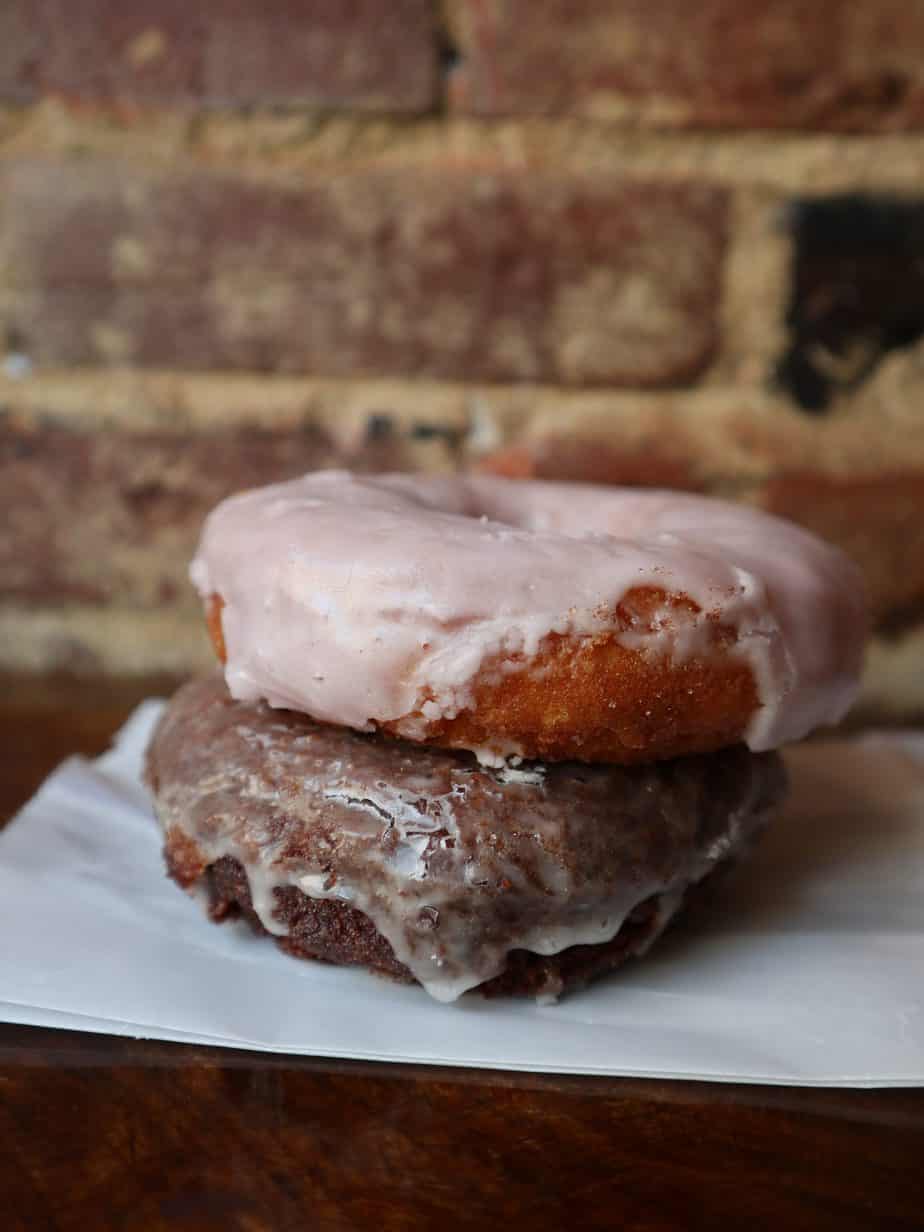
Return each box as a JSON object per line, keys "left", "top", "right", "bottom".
{"left": 2, "top": 1, "right": 924, "bottom": 722}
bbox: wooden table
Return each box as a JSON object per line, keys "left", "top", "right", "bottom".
{"left": 1, "top": 676, "right": 922, "bottom": 1231}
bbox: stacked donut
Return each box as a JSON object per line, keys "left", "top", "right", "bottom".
{"left": 146, "top": 472, "right": 867, "bottom": 1003}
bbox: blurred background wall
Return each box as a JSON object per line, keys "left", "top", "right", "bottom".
{"left": 1, "top": 0, "right": 923, "bottom": 720}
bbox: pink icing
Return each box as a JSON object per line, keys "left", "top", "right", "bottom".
{"left": 189, "top": 471, "right": 867, "bottom": 759}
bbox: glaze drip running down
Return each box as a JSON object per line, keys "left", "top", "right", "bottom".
{"left": 147, "top": 676, "right": 786, "bottom": 1002}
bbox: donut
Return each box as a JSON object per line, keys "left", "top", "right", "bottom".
{"left": 190, "top": 471, "right": 867, "bottom": 765}
{"left": 146, "top": 675, "right": 786, "bottom": 1002}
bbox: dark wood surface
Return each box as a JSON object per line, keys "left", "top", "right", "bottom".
{"left": 1, "top": 675, "right": 923, "bottom": 1231}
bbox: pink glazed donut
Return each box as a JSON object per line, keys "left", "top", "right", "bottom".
{"left": 192, "top": 471, "right": 867, "bottom": 765}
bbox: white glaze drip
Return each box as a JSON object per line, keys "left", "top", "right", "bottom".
{"left": 150, "top": 677, "right": 786, "bottom": 1003}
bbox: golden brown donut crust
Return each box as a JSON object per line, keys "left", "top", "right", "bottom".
{"left": 206, "top": 593, "right": 227, "bottom": 665}
{"left": 205, "top": 588, "right": 758, "bottom": 764}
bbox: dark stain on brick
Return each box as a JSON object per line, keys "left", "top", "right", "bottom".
{"left": 777, "top": 195, "right": 924, "bottom": 411}
{"left": 123, "top": 479, "right": 168, "bottom": 514}
{"left": 364, "top": 413, "right": 395, "bottom": 442}
{"left": 436, "top": 14, "right": 462, "bottom": 77}
{"left": 410, "top": 422, "right": 462, "bottom": 443}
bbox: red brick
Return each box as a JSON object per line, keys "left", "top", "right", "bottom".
{"left": 762, "top": 472, "right": 924, "bottom": 630}
{"left": 478, "top": 439, "right": 701, "bottom": 490}
{"left": 0, "top": 0, "right": 437, "bottom": 111}
{"left": 446, "top": 0, "right": 924, "bottom": 131}
{"left": 0, "top": 160, "right": 726, "bottom": 387}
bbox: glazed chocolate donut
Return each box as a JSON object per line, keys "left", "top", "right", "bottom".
{"left": 146, "top": 675, "right": 786, "bottom": 1002}
{"left": 191, "top": 472, "right": 866, "bottom": 765}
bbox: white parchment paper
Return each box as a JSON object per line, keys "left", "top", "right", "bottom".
{"left": 1, "top": 702, "right": 922, "bottom": 1085}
